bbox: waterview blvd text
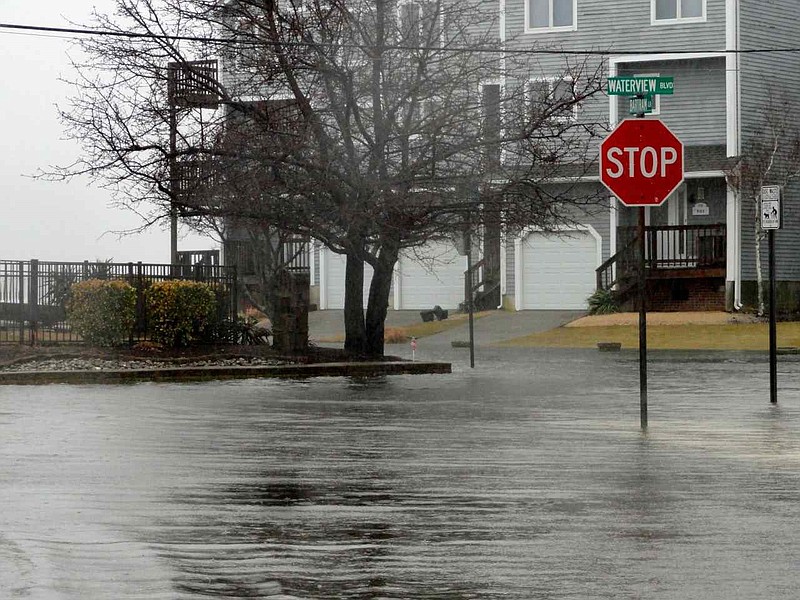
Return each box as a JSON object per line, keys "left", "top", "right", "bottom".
{"left": 607, "top": 77, "right": 674, "bottom": 96}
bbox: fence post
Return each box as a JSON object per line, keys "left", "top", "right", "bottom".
{"left": 127, "top": 262, "right": 135, "bottom": 346}
{"left": 231, "top": 264, "right": 239, "bottom": 332}
{"left": 18, "top": 261, "right": 24, "bottom": 345}
{"left": 29, "top": 259, "right": 39, "bottom": 346}
{"left": 136, "top": 262, "right": 145, "bottom": 341}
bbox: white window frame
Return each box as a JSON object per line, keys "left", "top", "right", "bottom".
{"left": 524, "top": 0, "right": 578, "bottom": 34}
{"left": 398, "top": 0, "right": 423, "bottom": 37}
{"left": 526, "top": 77, "right": 578, "bottom": 123}
{"left": 397, "top": 0, "right": 445, "bottom": 48}
{"left": 651, "top": 0, "right": 706, "bottom": 25}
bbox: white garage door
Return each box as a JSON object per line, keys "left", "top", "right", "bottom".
{"left": 518, "top": 230, "right": 599, "bottom": 310}
{"left": 319, "top": 249, "right": 373, "bottom": 310}
{"left": 396, "top": 242, "right": 467, "bottom": 309}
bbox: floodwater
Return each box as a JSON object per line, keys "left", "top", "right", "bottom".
{"left": 2, "top": 347, "right": 800, "bottom": 598}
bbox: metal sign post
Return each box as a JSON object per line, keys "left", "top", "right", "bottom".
{"left": 465, "top": 230, "right": 475, "bottom": 369}
{"left": 457, "top": 214, "right": 476, "bottom": 369}
{"left": 600, "top": 116, "right": 684, "bottom": 430}
{"left": 638, "top": 205, "right": 648, "bottom": 429}
{"left": 761, "top": 185, "right": 782, "bottom": 405}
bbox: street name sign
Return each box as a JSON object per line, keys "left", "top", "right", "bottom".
{"left": 607, "top": 76, "right": 674, "bottom": 96}
{"left": 599, "top": 118, "right": 685, "bottom": 207}
{"left": 761, "top": 185, "right": 782, "bottom": 230}
{"left": 629, "top": 96, "right": 654, "bottom": 115}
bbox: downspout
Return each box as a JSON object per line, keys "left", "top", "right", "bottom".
{"left": 727, "top": 0, "right": 743, "bottom": 309}
{"left": 735, "top": 195, "right": 743, "bottom": 309}
{"left": 497, "top": 0, "right": 506, "bottom": 310}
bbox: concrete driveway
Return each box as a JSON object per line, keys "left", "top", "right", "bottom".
{"left": 309, "top": 309, "right": 585, "bottom": 347}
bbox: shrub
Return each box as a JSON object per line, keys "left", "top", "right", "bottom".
{"left": 145, "top": 280, "right": 217, "bottom": 347}
{"left": 384, "top": 327, "right": 410, "bottom": 344}
{"left": 67, "top": 279, "right": 136, "bottom": 347}
{"left": 587, "top": 288, "right": 620, "bottom": 315}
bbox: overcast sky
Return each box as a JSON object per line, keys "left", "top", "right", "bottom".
{"left": 0, "top": 0, "right": 212, "bottom": 263}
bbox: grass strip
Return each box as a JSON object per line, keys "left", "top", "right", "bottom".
{"left": 500, "top": 322, "right": 800, "bottom": 351}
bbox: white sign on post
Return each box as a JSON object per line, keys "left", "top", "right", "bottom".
{"left": 761, "top": 185, "right": 782, "bottom": 230}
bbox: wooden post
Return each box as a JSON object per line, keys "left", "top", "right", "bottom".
{"left": 169, "top": 105, "right": 179, "bottom": 268}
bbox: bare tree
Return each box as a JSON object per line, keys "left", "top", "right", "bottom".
{"left": 52, "top": 0, "right": 608, "bottom": 356}
{"left": 726, "top": 93, "right": 800, "bottom": 315}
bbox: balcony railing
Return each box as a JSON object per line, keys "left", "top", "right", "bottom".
{"left": 619, "top": 224, "right": 726, "bottom": 270}
{"left": 597, "top": 223, "right": 726, "bottom": 293}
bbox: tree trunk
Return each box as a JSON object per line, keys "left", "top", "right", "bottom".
{"left": 343, "top": 251, "right": 367, "bottom": 354}
{"left": 364, "top": 246, "right": 399, "bottom": 357}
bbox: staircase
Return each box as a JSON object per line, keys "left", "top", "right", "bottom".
{"left": 596, "top": 223, "right": 727, "bottom": 310}
{"left": 595, "top": 236, "right": 639, "bottom": 305}
{"left": 462, "top": 259, "right": 501, "bottom": 312}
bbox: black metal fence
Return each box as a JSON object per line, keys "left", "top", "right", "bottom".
{"left": 0, "top": 259, "right": 237, "bottom": 345}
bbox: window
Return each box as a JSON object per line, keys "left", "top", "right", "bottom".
{"left": 482, "top": 83, "right": 502, "bottom": 167}
{"left": 235, "top": 18, "right": 269, "bottom": 71}
{"left": 526, "top": 0, "right": 576, "bottom": 32}
{"left": 398, "top": 0, "right": 441, "bottom": 47}
{"left": 653, "top": 0, "right": 705, "bottom": 23}
{"left": 528, "top": 78, "right": 577, "bottom": 122}
{"left": 399, "top": 1, "right": 423, "bottom": 46}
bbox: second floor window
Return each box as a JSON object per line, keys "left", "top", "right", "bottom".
{"left": 653, "top": 0, "right": 704, "bottom": 22}
{"left": 528, "top": 78, "right": 577, "bottom": 123}
{"left": 527, "top": 0, "right": 576, "bottom": 32}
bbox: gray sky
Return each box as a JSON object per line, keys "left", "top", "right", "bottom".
{"left": 0, "top": 0, "right": 212, "bottom": 263}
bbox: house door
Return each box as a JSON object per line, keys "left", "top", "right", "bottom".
{"left": 652, "top": 185, "right": 689, "bottom": 266}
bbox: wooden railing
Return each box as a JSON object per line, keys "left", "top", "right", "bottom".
{"left": 597, "top": 223, "right": 726, "bottom": 292}
{"left": 596, "top": 236, "right": 638, "bottom": 291}
{"left": 640, "top": 224, "right": 726, "bottom": 270}
{"left": 464, "top": 258, "right": 501, "bottom": 311}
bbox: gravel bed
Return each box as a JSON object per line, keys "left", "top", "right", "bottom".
{"left": 0, "top": 356, "right": 288, "bottom": 373}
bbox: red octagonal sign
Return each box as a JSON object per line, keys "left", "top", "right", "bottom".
{"left": 600, "top": 118, "right": 684, "bottom": 207}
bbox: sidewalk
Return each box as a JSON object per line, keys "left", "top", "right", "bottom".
{"left": 309, "top": 309, "right": 585, "bottom": 347}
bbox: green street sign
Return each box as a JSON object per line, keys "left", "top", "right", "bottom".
{"left": 608, "top": 76, "right": 674, "bottom": 96}
{"left": 629, "top": 96, "right": 654, "bottom": 114}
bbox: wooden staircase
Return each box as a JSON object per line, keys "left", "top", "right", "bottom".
{"left": 596, "top": 223, "right": 727, "bottom": 308}
{"left": 595, "top": 236, "right": 639, "bottom": 304}
{"left": 462, "top": 258, "right": 501, "bottom": 312}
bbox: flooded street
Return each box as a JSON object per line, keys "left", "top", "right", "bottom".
{"left": 3, "top": 348, "right": 800, "bottom": 598}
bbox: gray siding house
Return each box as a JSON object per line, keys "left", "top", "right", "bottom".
{"left": 214, "top": 0, "right": 800, "bottom": 313}
{"left": 497, "top": 0, "right": 800, "bottom": 312}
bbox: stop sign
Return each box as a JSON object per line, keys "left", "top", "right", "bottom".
{"left": 600, "top": 118, "right": 684, "bottom": 207}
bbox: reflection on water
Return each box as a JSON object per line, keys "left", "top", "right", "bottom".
{"left": 3, "top": 350, "right": 800, "bottom": 597}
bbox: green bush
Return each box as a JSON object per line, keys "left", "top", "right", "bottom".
{"left": 587, "top": 288, "right": 620, "bottom": 315}
{"left": 145, "top": 280, "right": 217, "bottom": 347}
{"left": 67, "top": 279, "right": 136, "bottom": 347}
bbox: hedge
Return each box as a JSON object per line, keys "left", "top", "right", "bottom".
{"left": 145, "top": 280, "right": 217, "bottom": 347}
{"left": 67, "top": 279, "right": 136, "bottom": 347}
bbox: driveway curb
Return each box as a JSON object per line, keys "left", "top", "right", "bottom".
{"left": 0, "top": 361, "right": 452, "bottom": 385}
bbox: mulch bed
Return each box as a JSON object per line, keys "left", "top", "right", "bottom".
{"left": 0, "top": 343, "right": 400, "bottom": 369}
